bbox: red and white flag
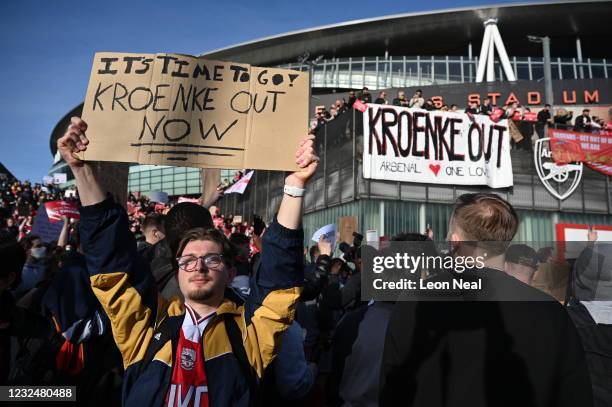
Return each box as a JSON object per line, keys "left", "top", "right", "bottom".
{"left": 44, "top": 201, "right": 80, "bottom": 223}
{"left": 224, "top": 171, "right": 254, "bottom": 195}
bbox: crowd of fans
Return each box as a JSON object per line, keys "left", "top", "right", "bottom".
{"left": 2, "top": 168, "right": 610, "bottom": 405}
{"left": 1, "top": 103, "right": 610, "bottom": 406}
{"left": 312, "top": 87, "right": 612, "bottom": 151}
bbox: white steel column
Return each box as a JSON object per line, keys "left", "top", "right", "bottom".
{"left": 490, "top": 24, "right": 516, "bottom": 81}
{"left": 487, "top": 36, "right": 495, "bottom": 81}
{"left": 476, "top": 18, "right": 516, "bottom": 82}
{"left": 475, "top": 24, "right": 492, "bottom": 82}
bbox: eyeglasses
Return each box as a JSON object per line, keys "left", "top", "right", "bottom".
{"left": 176, "top": 254, "right": 224, "bottom": 272}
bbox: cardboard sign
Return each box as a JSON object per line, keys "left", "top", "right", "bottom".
{"left": 233, "top": 215, "right": 243, "bottom": 224}
{"left": 44, "top": 201, "right": 80, "bottom": 223}
{"left": 363, "top": 105, "right": 513, "bottom": 188}
{"left": 338, "top": 216, "right": 358, "bottom": 244}
{"left": 81, "top": 52, "right": 309, "bottom": 171}
{"left": 31, "top": 208, "right": 64, "bottom": 243}
{"left": 201, "top": 168, "right": 220, "bottom": 205}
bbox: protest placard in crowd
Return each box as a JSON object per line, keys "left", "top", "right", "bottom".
{"left": 338, "top": 216, "right": 358, "bottom": 244}
{"left": 312, "top": 223, "right": 336, "bottom": 243}
{"left": 201, "top": 168, "right": 221, "bottom": 204}
{"left": 52, "top": 173, "right": 67, "bottom": 184}
{"left": 44, "top": 200, "right": 80, "bottom": 223}
{"left": 31, "top": 207, "right": 64, "bottom": 243}
{"left": 80, "top": 52, "right": 309, "bottom": 171}
{"left": 362, "top": 105, "right": 513, "bottom": 188}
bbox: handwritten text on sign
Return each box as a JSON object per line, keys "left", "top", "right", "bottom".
{"left": 81, "top": 53, "right": 309, "bottom": 171}
{"left": 362, "top": 105, "right": 513, "bottom": 188}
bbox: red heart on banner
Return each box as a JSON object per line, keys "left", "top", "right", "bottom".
{"left": 429, "top": 163, "right": 441, "bottom": 176}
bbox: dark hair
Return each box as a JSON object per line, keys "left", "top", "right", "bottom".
{"left": 505, "top": 244, "right": 538, "bottom": 268}
{"left": 229, "top": 232, "right": 250, "bottom": 246}
{"left": 165, "top": 203, "right": 213, "bottom": 255}
{"left": 142, "top": 213, "right": 165, "bottom": 234}
{"left": 536, "top": 247, "right": 554, "bottom": 263}
{"left": 450, "top": 193, "right": 518, "bottom": 255}
{"left": 391, "top": 232, "right": 430, "bottom": 242}
{"left": 0, "top": 237, "right": 26, "bottom": 289}
{"left": 175, "top": 227, "right": 236, "bottom": 267}
{"left": 21, "top": 234, "right": 42, "bottom": 251}
{"left": 309, "top": 244, "right": 320, "bottom": 262}
{"left": 331, "top": 258, "right": 350, "bottom": 274}
{"left": 416, "top": 89, "right": 422, "bottom": 93}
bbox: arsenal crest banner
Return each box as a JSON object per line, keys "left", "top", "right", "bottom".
{"left": 362, "top": 105, "right": 513, "bottom": 188}
{"left": 548, "top": 128, "right": 612, "bottom": 176}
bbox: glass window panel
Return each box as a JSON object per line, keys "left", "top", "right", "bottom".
{"left": 591, "top": 63, "right": 605, "bottom": 79}
{"left": 434, "top": 62, "right": 446, "bottom": 82}
{"left": 187, "top": 171, "right": 201, "bottom": 180}
{"left": 516, "top": 63, "right": 530, "bottom": 80}
{"left": 449, "top": 62, "right": 462, "bottom": 82}
{"left": 151, "top": 175, "right": 161, "bottom": 183}
{"left": 173, "top": 167, "right": 186, "bottom": 175}
{"left": 187, "top": 186, "right": 200, "bottom": 194}
{"left": 463, "top": 61, "right": 476, "bottom": 82}
{"left": 162, "top": 168, "right": 174, "bottom": 175}
{"left": 150, "top": 169, "right": 161, "bottom": 177}
{"left": 405, "top": 62, "right": 418, "bottom": 80}
{"left": 187, "top": 178, "right": 200, "bottom": 187}
{"left": 561, "top": 63, "right": 576, "bottom": 80}
{"left": 174, "top": 187, "right": 187, "bottom": 195}
{"left": 151, "top": 183, "right": 162, "bottom": 190}
{"left": 531, "top": 59, "right": 544, "bottom": 81}
{"left": 551, "top": 62, "right": 561, "bottom": 80}
{"left": 162, "top": 175, "right": 174, "bottom": 182}
{"left": 174, "top": 180, "right": 186, "bottom": 188}
{"left": 392, "top": 62, "right": 403, "bottom": 74}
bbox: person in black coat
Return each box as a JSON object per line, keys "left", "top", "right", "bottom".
{"left": 379, "top": 193, "right": 593, "bottom": 407}
{"left": 536, "top": 104, "right": 552, "bottom": 138}
{"left": 575, "top": 109, "right": 593, "bottom": 132}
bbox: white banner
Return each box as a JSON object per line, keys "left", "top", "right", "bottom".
{"left": 52, "top": 173, "right": 68, "bottom": 184}
{"left": 362, "top": 105, "right": 513, "bottom": 188}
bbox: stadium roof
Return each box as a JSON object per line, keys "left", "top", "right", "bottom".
{"left": 202, "top": 1, "right": 612, "bottom": 66}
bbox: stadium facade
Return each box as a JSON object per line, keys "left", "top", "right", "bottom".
{"left": 49, "top": 0, "right": 612, "bottom": 241}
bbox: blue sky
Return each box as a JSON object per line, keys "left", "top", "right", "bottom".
{"left": 0, "top": 0, "right": 525, "bottom": 182}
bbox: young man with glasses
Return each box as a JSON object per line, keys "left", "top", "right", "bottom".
{"left": 57, "top": 117, "right": 319, "bottom": 407}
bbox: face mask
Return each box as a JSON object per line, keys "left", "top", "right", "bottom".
{"left": 31, "top": 246, "right": 47, "bottom": 259}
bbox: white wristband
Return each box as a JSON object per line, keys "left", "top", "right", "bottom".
{"left": 284, "top": 184, "right": 305, "bottom": 197}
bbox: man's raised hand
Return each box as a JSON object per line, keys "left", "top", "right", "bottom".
{"left": 57, "top": 117, "right": 89, "bottom": 168}
{"left": 285, "top": 134, "right": 319, "bottom": 188}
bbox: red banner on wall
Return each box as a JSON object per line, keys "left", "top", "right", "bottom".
{"left": 549, "top": 128, "right": 612, "bottom": 176}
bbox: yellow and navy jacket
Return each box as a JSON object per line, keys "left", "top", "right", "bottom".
{"left": 79, "top": 199, "right": 304, "bottom": 407}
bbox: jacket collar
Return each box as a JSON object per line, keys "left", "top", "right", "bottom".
{"left": 215, "top": 288, "right": 245, "bottom": 316}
